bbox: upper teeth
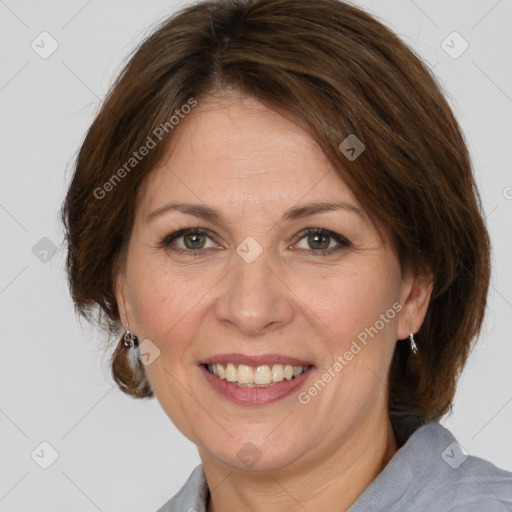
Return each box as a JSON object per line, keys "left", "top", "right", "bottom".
{"left": 207, "top": 363, "right": 309, "bottom": 386}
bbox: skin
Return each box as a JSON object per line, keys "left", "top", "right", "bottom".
{"left": 115, "top": 91, "right": 433, "bottom": 512}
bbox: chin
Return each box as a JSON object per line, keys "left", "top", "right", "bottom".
{"left": 206, "top": 434, "right": 306, "bottom": 473}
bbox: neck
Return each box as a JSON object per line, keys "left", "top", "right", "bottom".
{"left": 202, "top": 414, "right": 398, "bottom": 512}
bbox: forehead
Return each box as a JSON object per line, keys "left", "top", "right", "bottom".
{"left": 136, "top": 93, "right": 360, "bottom": 219}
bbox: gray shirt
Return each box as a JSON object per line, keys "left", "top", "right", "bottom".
{"left": 156, "top": 421, "right": 512, "bottom": 511}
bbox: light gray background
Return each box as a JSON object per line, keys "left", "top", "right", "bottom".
{"left": 0, "top": 0, "right": 511, "bottom": 511}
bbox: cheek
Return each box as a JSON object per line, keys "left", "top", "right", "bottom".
{"left": 127, "top": 259, "right": 216, "bottom": 359}
{"left": 297, "top": 266, "right": 401, "bottom": 419}
{"left": 294, "top": 263, "right": 401, "bottom": 348}
{"left": 127, "top": 260, "right": 182, "bottom": 335}
{"left": 126, "top": 264, "right": 209, "bottom": 433}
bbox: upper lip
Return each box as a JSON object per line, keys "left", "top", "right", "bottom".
{"left": 200, "top": 353, "right": 314, "bottom": 367}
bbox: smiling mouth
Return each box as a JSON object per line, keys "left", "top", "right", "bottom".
{"left": 203, "top": 363, "right": 313, "bottom": 387}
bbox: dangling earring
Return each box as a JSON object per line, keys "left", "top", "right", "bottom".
{"left": 409, "top": 332, "right": 418, "bottom": 354}
{"left": 123, "top": 322, "right": 139, "bottom": 349}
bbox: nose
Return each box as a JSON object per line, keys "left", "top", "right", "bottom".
{"left": 214, "top": 245, "right": 295, "bottom": 336}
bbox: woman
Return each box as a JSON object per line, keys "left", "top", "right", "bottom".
{"left": 60, "top": 0, "right": 512, "bottom": 510}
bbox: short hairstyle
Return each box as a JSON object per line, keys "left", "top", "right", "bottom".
{"left": 61, "top": 0, "right": 491, "bottom": 436}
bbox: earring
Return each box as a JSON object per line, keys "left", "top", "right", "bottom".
{"left": 409, "top": 332, "right": 418, "bottom": 354}
{"left": 123, "top": 323, "right": 139, "bottom": 349}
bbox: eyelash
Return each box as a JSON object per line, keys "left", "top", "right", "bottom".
{"left": 158, "top": 227, "right": 351, "bottom": 257}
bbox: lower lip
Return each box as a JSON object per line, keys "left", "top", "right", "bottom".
{"left": 199, "top": 364, "right": 315, "bottom": 406}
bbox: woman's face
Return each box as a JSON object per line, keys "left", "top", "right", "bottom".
{"left": 116, "top": 92, "right": 431, "bottom": 472}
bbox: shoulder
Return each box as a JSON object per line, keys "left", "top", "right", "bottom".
{"left": 349, "top": 420, "right": 512, "bottom": 511}
{"left": 400, "top": 421, "right": 512, "bottom": 510}
{"left": 155, "top": 464, "right": 209, "bottom": 512}
{"left": 437, "top": 448, "right": 512, "bottom": 510}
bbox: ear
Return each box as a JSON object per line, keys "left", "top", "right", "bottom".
{"left": 114, "top": 271, "right": 129, "bottom": 329}
{"left": 396, "top": 269, "right": 434, "bottom": 340}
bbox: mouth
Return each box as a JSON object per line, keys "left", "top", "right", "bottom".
{"left": 198, "top": 355, "right": 315, "bottom": 406}
{"left": 202, "top": 362, "right": 312, "bottom": 387}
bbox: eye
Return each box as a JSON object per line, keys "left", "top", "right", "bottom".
{"left": 158, "top": 227, "right": 351, "bottom": 257}
{"left": 159, "top": 228, "right": 220, "bottom": 254}
{"left": 294, "top": 228, "right": 351, "bottom": 255}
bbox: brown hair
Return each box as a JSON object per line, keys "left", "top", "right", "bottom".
{"left": 61, "top": 0, "right": 491, "bottom": 434}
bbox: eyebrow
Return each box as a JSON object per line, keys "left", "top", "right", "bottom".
{"left": 145, "top": 200, "right": 367, "bottom": 224}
